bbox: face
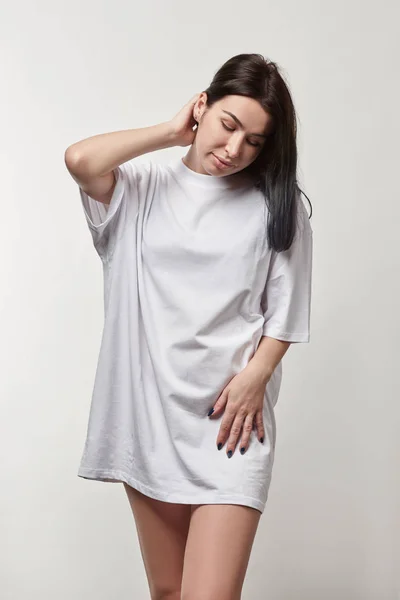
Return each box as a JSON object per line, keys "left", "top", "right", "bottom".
{"left": 183, "top": 93, "right": 273, "bottom": 177}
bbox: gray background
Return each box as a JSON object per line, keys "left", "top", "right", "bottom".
{"left": 1, "top": 0, "right": 399, "bottom": 598}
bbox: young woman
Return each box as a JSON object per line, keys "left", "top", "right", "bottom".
{"left": 65, "top": 53, "right": 313, "bottom": 600}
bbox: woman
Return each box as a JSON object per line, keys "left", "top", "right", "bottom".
{"left": 65, "top": 53, "right": 313, "bottom": 600}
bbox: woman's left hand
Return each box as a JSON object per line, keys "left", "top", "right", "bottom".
{"left": 208, "top": 362, "right": 270, "bottom": 457}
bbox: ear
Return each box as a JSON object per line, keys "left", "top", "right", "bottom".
{"left": 193, "top": 91, "right": 208, "bottom": 123}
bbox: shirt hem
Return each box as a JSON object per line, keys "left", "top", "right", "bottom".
{"left": 262, "top": 329, "right": 310, "bottom": 342}
{"left": 77, "top": 467, "right": 266, "bottom": 514}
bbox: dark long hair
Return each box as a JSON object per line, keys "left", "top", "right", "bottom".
{"left": 202, "top": 53, "right": 312, "bottom": 252}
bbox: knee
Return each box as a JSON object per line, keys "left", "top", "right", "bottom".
{"left": 151, "top": 587, "right": 181, "bottom": 600}
{"left": 181, "top": 588, "right": 239, "bottom": 600}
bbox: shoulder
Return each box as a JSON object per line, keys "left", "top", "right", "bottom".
{"left": 122, "top": 157, "right": 174, "bottom": 185}
{"left": 120, "top": 157, "right": 154, "bottom": 180}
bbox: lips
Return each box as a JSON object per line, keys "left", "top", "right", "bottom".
{"left": 213, "top": 154, "right": 233, "bottom": 167}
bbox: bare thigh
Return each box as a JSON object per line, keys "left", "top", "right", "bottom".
{"left": 181, "top": 504, "right": 262, "bottom": 600}
{"left": 123, "top": 483, "right": 192, "bottom": 600}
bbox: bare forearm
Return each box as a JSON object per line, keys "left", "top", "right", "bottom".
{"left": 247, "top": 336, "right": 291, "bottom": 382}
{"left": 65, "top": 122, "right": 176, "bottom": 178}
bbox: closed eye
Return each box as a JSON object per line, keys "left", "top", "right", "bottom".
{"left": 221, "top": 121, "right": 261, "bottom": 147}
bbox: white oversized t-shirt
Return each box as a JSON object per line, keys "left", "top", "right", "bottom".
{"left": 77, "top": 155, "right": 313, "bottom": 514}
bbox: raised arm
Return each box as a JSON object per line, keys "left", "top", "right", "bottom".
{"left": 64, "top": 123, "right": 176, "bottom": 205}
{"left": 64, "top": 92, "right": 201, "bottom": 205}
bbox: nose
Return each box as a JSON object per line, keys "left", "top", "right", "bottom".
{"left": 225, "top": 133, "right": 243, "bottom": 160}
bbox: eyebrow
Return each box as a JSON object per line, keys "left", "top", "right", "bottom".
{"left": 221, "top": 110, "right": 268, "bottom": 138}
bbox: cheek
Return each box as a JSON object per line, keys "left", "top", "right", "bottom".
{"left": 249, "top": 146, "right": 263, "bottom": 161}
{"left": 199, "top": 123, "right": 225, "bottom": 146}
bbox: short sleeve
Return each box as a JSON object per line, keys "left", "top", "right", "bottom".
{"left": 79, "top": 159, "right": 150, "bottom": 261}
{"left": 261, "top": 196, "right": 313, "bottom": 343}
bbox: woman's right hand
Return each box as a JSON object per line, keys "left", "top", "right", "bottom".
{"left": 169, "top": 93, "right": 202, "bottom": 147}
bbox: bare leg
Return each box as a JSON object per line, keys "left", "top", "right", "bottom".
{"left": 123, "top": 483, "right": 192, "bottom": 600}
{"left": 181, "top": 503, "right": 262, "bottom": 600}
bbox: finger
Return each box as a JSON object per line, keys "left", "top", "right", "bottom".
{"left": 215, "top": 409, "right": 235, "bottom": 452}
{"left": 189, "top": 92, "right": 202, "bottom": 106}
{"left": 238, "top": 414, "right": 254, "bottom": 455}
{"left": 254, "top": 411, "right": 265, "bottom": 443}
{"left": 207, "top": 388, "right": 229, "bottom": 418}
{"left": 225, "top": 412, "right": 245, "bottom": 458}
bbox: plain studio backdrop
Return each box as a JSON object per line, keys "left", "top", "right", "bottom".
{"left": 1, "top": 1, "right": 399, "bottom": 598}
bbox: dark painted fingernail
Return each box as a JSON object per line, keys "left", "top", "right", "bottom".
{"left": 227, "top": 450, "right": 233, "bottom": 458}
{"left": 240, "top": 447, "right": 246, "bottom": 454}
{"left": 259, "top": 437, "right": 264, "bottom": 443}
{"left": 207, "top": 407, "right": 214, "bottom": 416}
{"left": 217, "top": 442, "right": 223, "bottom": 450}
